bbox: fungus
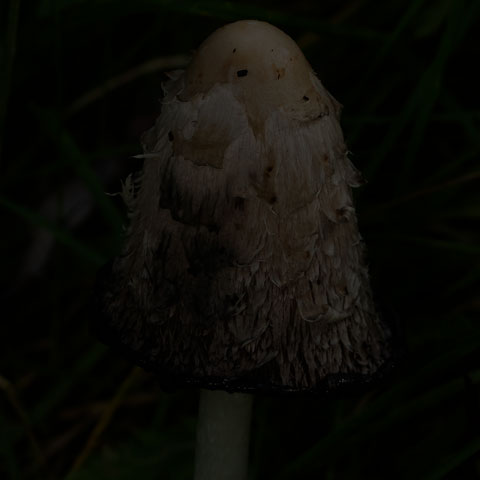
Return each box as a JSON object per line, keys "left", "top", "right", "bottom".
{"left": 94, "top": 19, "right": 392, "bottom": 480}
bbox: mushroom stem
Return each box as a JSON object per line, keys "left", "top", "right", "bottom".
{"left": 194, "top": 389, "right": 254, "bottom": 480}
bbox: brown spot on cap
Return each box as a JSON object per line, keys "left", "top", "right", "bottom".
{"left": 276, "top": 67, "right": 285, "bottom": 80}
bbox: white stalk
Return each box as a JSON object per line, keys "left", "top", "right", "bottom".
{"left": 194, "top": 389, "right": 254, "bottom": 480}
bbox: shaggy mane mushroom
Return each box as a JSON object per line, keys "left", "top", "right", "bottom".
{"left": 94, "top": 19, "right": 393, "bottom": 480}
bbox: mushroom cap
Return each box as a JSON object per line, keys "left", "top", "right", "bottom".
{"left": 182, "top": 20, "right": 335, "bottom": 122}
{"left": 93, "top": 21, "right": 393, "bottom": 395}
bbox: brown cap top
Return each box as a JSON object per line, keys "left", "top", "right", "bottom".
{"left": 94, "top": 21, "right": 393, "bottom": 394}
{"left": 180, "top": 20, "right": 331, "bottom": 123}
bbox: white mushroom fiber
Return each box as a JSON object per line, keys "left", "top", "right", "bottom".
{"left": 97, "top": 20, "right": 392, "bottom": 393}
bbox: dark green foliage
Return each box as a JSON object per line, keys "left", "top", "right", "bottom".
{"left": 0, "top": 0, "right": 479, "bottom": 478}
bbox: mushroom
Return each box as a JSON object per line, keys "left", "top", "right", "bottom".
{"left": 94, "top": 20, "right": 392, "bottom": 480}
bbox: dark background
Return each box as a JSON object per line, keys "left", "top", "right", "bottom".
{"left": 1, "top": 0, "right": 479, "bottom": 479}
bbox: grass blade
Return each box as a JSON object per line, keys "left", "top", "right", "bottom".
{"left": 68, "top": 367, "right": 145, "bottom": 474}
{"left": 37, "top": 0, "right": 386, "bottom": 41}
{"left": 424, "top": 437, "right": 480, "bottom": 480}
{"left": 0, "top": 195, "right": 106, "bottom": 266}
{"left": 31, "top": 107, "right": 123, "bottom": 234}
{"left": 280, "top": 367, "right": 480, "bottom": 478}
{"left": 352, "top": 0, "right": 428, "bottom": 97}
{"left": 396, "top": 0, "right": 465, "bottom": 190}
{"left": 0, "top": 0, "right": 21, "bottom": 168}
{"left": 31, "top": 344, "right": 107, "bottom": 424}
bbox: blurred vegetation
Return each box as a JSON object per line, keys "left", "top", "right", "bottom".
{"left": 1, "top": 0, "right": 479, "bottom": 479}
